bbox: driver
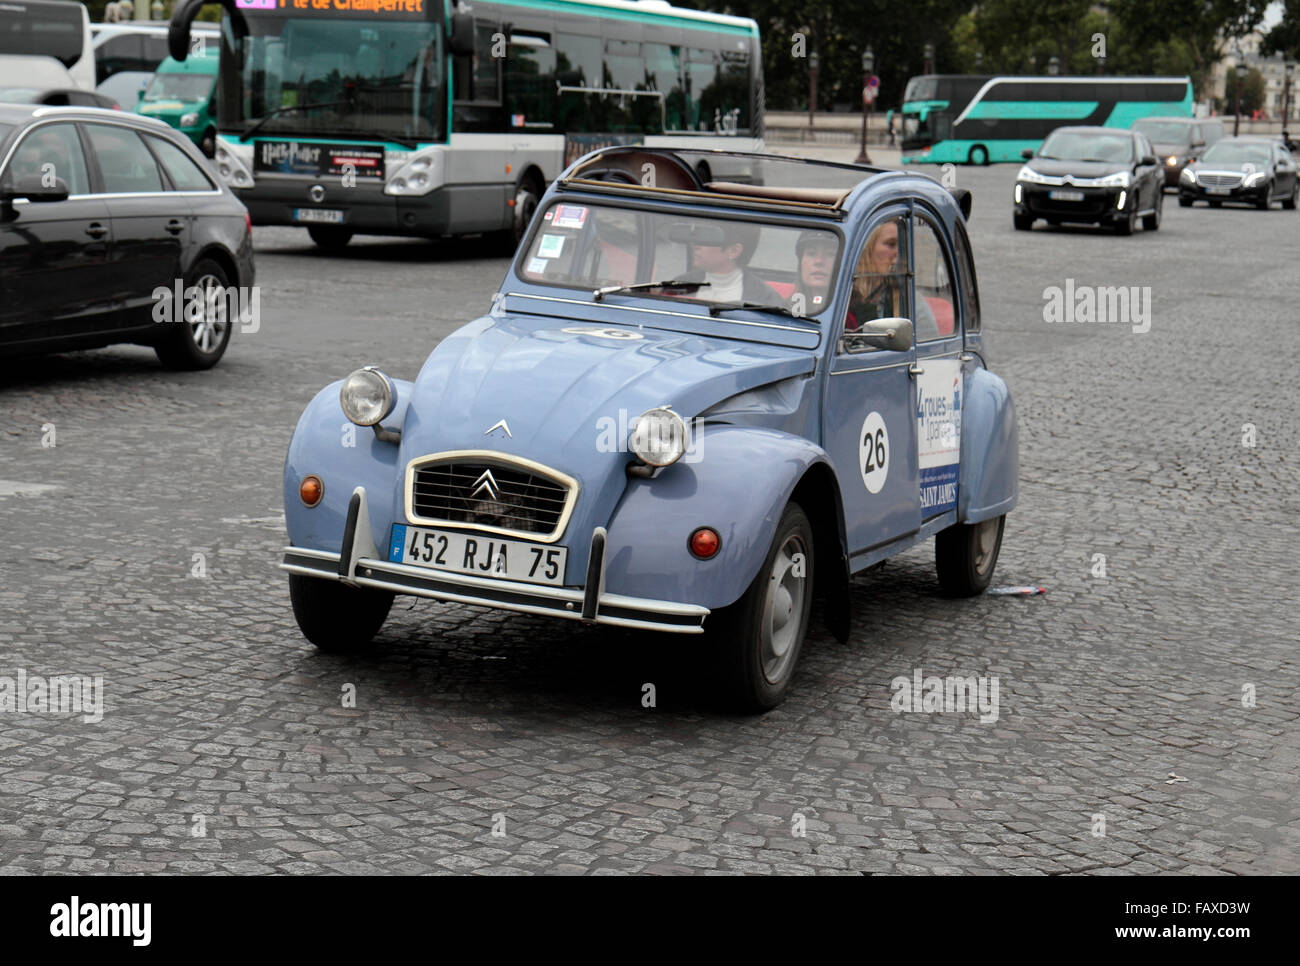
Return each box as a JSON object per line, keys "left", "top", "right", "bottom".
{"left": 9, "top": 129, "right": 72, "bottom": 189}
{"left": 687, "top": 222, "right": 774, "bottom": 305}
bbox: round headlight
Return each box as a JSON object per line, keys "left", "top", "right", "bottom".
{"left": 630, "top": 407, "right": 687, "bottom": 467}
{"left": 340, "top": 367, "right": 396, "bottom": 426}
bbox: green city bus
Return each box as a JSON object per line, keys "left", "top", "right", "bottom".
{"left": 900, "top": 74, "right": 1194, "bottom": 165}
{"left": 168, "top": 0, "right": 763, "bottom": 249}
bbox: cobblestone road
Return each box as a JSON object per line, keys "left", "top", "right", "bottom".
{"left": 1, "top": 163, "right": 1296, "bottom": 874}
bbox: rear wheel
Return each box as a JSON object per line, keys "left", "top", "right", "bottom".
{"left": 1143, "top": 191, "right": 1162, "bottom": 231}
{"left": 935, "top": 515, "right": 1005, "bottom": 597}
{"left": 709, "top": 503, "right": 813, "bottom": 712}
{"left": 1013, "top": 213, "right": 1034, "bottom": 231}
{"left": 308, "top": 226, "right": 353, "bottom": 249}
{"left": 288, "top": 574, "right": 394, "bottom": 653}
{"left": 968, "top": 145, "right": 989, "bottom": 166}
{"left": 153, "top": 258, "right": 232, "bottom": 370}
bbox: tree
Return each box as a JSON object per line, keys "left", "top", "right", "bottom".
{"left": 1222, "top": 66, "right": 1266, "bottom": 114}
{"left": 1262, "top": 0, "right": 1300, "bottom": 60}
{"left": 1109, "top": 0, "right": 1268, "bottom": 97}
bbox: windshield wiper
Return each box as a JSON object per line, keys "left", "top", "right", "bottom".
{"left": 240, "top": 99, "right": 356, "bottom": 141}
{"left": 707, "top": 301, "right": 802, "bottom": 319}
{"left": 592, "top": 279, "right": 704, "bottom": 301}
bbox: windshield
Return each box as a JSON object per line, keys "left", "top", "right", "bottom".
{"left": 519, "top": 201, "right": 842, "bottom": 319}
{"left": 0, "top": 3, "right": 84, "bottom": 69}
{"left": 226, "top": 16, "right": 444, "bottom": 142}
{"left": 1201, "top": 142, "right": 1271, "bottom": 166}
{"left": 142, "top": 72, "right": 213, "bottom": 103}
{"left": 1133, "top": 120, "right": 1191, "bottom": 145}
{"left": 1039, "top": 131, "right": 1133, "bottom": 162}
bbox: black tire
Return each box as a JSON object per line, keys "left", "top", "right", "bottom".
{"left": 935, "top": 515, "right": 1005, "bottom": 597}
{"left": 308, "top": 226, "right": 353, "bottom": 249}
{"left": 1143, "top": 191, "right": 1162, "bottom": 231}
{"left": 708, "top": 503, "right": 814, "bottom": 712}
{"left": 1256, "top": 185, "right": 1271, "bottom": 210}
{"left": 1013, "top": 213, "right": 1034, "bottom": 231}
{"left": 495, "top": 180, "right": 541, "bottom": 254}
{"left": 1209, "top": 199, "right": 1223, "bottom": 208}
{"left": 1178, "top": 196, "right": 1194, "bottom": 207}
{"left": 153, "top": 257, "right": 234, "bottom": 370}
{"left": 968, "top": 145, "right": 989, "bottom": 166}
{"left": 288, "top": 573, "right": 394, "bottom": 653}
{"left": 695, "top": 161, "right": 713, "bottom": 186}
{"left": 1114, "top": 206, "right": 1135, "bottom": 235}
{"left": 1283, "top": 181, "right": 1298, "bottom": 210}
{"left": 199, "top": 128, "right": 216, "bottom": 158}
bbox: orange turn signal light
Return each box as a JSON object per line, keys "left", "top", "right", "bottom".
{"left": 299, "top": 475, "right": 324, "bottom": 507}
{"left": 689, "top": 527, "right": 721, "bottom": 559}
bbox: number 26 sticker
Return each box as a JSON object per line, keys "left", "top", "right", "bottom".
{"left": 859, "top": 411, "right": 888, "bottom": 493}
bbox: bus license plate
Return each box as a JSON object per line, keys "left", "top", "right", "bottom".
{"left": 294, "top": 208, "right": 344, "bottom": 224}
{"left": 1207, "top": 187, "right": 1231, "bottom": 196}
{"left": 389, "top": 525, "right": 567, "bottom": 586}
{"left": 1049, "top": 189, "right": 1085, "bottom": 202}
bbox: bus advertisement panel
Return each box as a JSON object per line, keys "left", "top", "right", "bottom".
{"left": 901, "top": 75, "right": 1194, "bottom": 165}
{"left": 169, "top": 0, "right": 763, "bottom": 249}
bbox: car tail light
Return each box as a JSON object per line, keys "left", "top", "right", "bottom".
{"left": 244, "top": 212, "right": 252, "bottom": 235}
{"left": 689, "top": 527, "right": 721, "bottom": 559}
{"left": 299, "top": 476, "right": 324, "bottom": 507}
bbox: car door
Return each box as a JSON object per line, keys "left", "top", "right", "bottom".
{"left": 823, "top": 207, "right": 921, "bottom": 565}
{"left": 0, "top": 120, "right": 115, "bottom": 349}
{"left": 82, "top": 120, "right": 190, "bottom": 330}
{"left": 1134, "top": 133, "right": 1158, "bottom": 210}
{"left": 1273, "top": 144, "right": 1297, "bottom": 195}
{"left": 912, "top": 210, "right": 965, "bottom": 521}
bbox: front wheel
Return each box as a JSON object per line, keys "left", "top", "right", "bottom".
{"left": 308, "top": 226, "right": 353, "bottom": 249}
{"left": 1113, "top": 207, "right": 1135, "bottom": 235}
{"left": 709, "top": 503, "right": 814, "bottom": 712}
{"left": 1283, "top": 181, "right": 1298, "bottom": 210}
{"left": 153, "top": 258, "right": 233, "bottom": 370}
{"left": 288, "top": 574, "right": 394, "bottom": 653}
{"left": 1178, "top": 196, "right": 1194, "bottom": 207}
{"left": 968, "top": 145, "right": 989, "bottom": 166}
{"left": 1143, "top": 191, "right": 1162, "bottom": 231}
{"left": 935, "top": 515, "right": 1005, "bottom": 597}
{"left": 1013, "top": 213, "right": 1034, "bottom": 231}
{"left": 1256, "top": 185, "right": 1272, "bottom": 210}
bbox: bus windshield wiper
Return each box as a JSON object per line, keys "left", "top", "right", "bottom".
{"left": 592, "top": 279, "right": 704, "bottom": 301}
{"left": 240, "top": 100, "right": 356, "bottom": 140}
{"left": 707, "top": 301, "right": 802, "bottom": 319}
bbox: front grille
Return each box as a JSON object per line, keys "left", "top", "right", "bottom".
{"left": 1198, "top": 172, "right": 1243, "bottom": 188}
{"left": 409, "top": 457, "right": 573, "bottom": 540}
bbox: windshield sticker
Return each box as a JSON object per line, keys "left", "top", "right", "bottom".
{"left": 537, "top": 234, "right": 565, "bottom": 258}
{"left": 552, "top": 205, "right": 589, "bottom": 230}
{"left": 917, "top": 360, "right": 962, "bottom": 514}
{"left": 526, "top": 257, "right": 549, "bottom": 275}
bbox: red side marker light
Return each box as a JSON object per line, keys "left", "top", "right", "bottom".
{"left": 689, "top": 527, "right": 720, "bottom": 559}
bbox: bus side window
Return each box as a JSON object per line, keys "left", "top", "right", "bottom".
{"left": 645, "top": 44, "right": 683, "bottom": 132}
{"left": 505, "top": 33, "right": 555, "bottom": 128}
{"left": 684, "top": 47, "right": 718, "bottom": 131}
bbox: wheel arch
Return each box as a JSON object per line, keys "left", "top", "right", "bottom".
{"left": 790, "top": 460, "right": 852, "bottom": 643}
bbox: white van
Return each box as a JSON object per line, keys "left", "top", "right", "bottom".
{"left": 0, "top": 0, "right": 94, "bottom": 90}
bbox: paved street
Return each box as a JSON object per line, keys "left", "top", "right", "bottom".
{"left": 1, "top": 161, "right": 1297, "bottom": 875}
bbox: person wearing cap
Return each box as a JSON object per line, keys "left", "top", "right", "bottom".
{"left": 789, "top": 230, "right": 837, "bottom": 316}
{"left": 687, "top": 221, "right": 774, "bottom": 305}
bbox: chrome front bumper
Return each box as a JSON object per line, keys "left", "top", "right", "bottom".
{"left": 280, "top": 486, "right": 709, "bottom": 634}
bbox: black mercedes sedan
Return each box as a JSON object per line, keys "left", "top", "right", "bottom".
{"left": 1013, "top": 125, "right": 1164, "bottom": 234}
{"left": 0, "top": 103, "right": 255, "bottom": 368}
{"left": 1178, "top": 136, "right": 1299, "bottom": 211}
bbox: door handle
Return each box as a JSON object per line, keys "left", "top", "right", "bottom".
{"left": 85, "top": 222, "right": 107, "bottom": 239}
{"left": 958, "top": 352, "right": 975, "bottom": 362}
{"left": 165, "top": 219, "right": 184, "bottom": 235}
{"left": 908, "top": 364, "right": 924, "bottom": 376}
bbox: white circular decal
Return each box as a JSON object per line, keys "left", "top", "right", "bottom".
{"left": 859, "top": 411, "right": 889, "bottom": 493}
{"left": 560, "top": 326, "right": 643, "bottom": 340}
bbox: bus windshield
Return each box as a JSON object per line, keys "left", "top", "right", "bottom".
{"left": 228, "top": 16, "right": 444, "bottom": 143}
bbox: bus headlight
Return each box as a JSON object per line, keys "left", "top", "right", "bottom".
{"left": 340, "top": 367, "right": 397, "bottom": 427}
{"left": 385, "top": 150, "right": 442, "bottom": 197}
{"left": 214, "top": 138, "right": 255, "bottom": 189}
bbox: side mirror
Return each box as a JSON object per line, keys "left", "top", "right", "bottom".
{"left": 448, "top": 12, "right": 474, "bottom": 57}
{"left": 1020, "top": 148, "right": 1034, "bottom": 160}
{"left": 1140, "top": 154, "right": 1157, "bottom": 166}
{"left": 0, "top": 176, "right": 70, "bottom": 204}
{"left": 842, "top": 317, "right": 913, "bottom": 354}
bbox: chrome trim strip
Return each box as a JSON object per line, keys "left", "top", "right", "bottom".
{"left": 830, "top": 360, "right": 911, "bottom": 375}
{"left": 402, "top": 449, "right": 581, "bottom": 544}
{"left": 504, "top": 292, "right": 817, "bottom": 334}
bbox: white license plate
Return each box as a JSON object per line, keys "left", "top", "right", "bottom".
{"left": 1049, "top": 189, "right": 1085, "bottom": 202}
{"left": 294, "top": 207, "right": 344, "bottom": 223}
{"left": 1207, "top": 187, "right": 1231, "bottom": 196}
{"left": 388, "top": 524, "right": 567, "bottom": 586}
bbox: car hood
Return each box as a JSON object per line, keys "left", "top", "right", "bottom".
{"left": 400, "top": 312, "right": 815, "bottom": 459}
{"left": 1025, "top": 158, "right": 1131, "bottom": 179}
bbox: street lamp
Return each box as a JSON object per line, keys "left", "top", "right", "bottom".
{"left": 1284, "top": 61, "right": 1294, "bottom": 132}
{"left": 1234, "top": 59, "right": 1247, "bottom": 136}
{"left": 808, "top": 50, "right": 819, "bottom": 133}
{"left": 974, "top": 50, "right": 983, "bottom": 72}
{"left": 1029, "top": 54, "right": 1037, "bottom": 74}
{"left": 856, "top": 46, "right": 875, "bottom": 165}
{"left": 923, "top": 42, "right": 934, "bottom": 76}
{"left": 1048, "top": 55, "right": 1060, "bottom": 77}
